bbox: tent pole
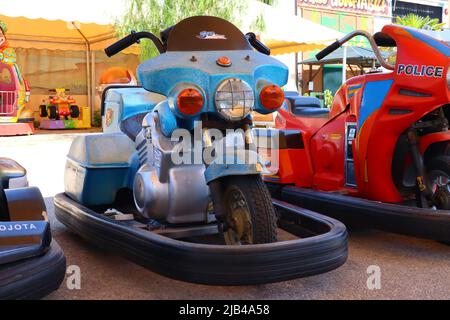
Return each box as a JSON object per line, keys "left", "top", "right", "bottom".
{"left": 85, "top": 48, "right": 91, "bottom": 125}
{"left": 91, "top": 51, "right": 96, "bottom": 126}
{"left": 73, "top": 22, "right": 93, "bottom": 126}
{"left": 295, "top": 53, "right": 299, "bottom": 92}
{"left": 348, "top": 64, "right": 357, "bottom": 77}
{"left": 308, "top": 65, "right": 313, "bottom": 94}
{"left": 342, "top": 46, "right": 347, "bottom": 84}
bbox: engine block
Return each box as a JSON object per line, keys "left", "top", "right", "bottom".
{"left": 133, "top": 110, "right": 211, "bottom": 224}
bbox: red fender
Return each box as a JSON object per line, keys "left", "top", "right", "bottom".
{"left": 419, "top": 131, "right": 450, "bottom": 155}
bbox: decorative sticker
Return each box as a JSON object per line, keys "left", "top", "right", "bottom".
{"left": 197, "top": 31, "right": 227, "bottom": 40}
{"left": 397, "top": 64, "right": 445, "bottom": 78}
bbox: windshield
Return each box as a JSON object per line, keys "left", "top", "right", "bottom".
{"left": 166, "top": 16, "right": 252, "bottom": 52}
{"left": 420, "top": 29, "right": 450, "bottom": 44}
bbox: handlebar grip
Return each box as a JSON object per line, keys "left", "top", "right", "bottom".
{"left": 105, "top": 34, "right": 137, "bottom": 57}
{"left": 316, "top": 40, "right": 341, "bottom": 61}
{"left": 246, "top": 33, "right": 271, "bottom": 56}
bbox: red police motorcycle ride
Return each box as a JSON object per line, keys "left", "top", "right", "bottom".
{"left": 257, "top": 25, "right": 450, "bottom": 242}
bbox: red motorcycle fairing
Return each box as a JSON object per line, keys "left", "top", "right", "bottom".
{"left": 275, "top": 25, "right": 450, "bottom": 204}
{"left": 274, "top": 100, "right": 329, "bottom": 187}
{"left": 419, "top": 131, "right": 450, "bottom": 155}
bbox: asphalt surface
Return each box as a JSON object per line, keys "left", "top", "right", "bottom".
{"left": 2, "top": 133, "right": 450, "bottom": 300}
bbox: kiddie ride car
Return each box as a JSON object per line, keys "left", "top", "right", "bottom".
{"left": 54, "top": 16, "right": 347, "bottom": 285}
{"left": 0, "top": 158, "right": 66, "bottom": 299}
{"left": 39, "top": 88, "right": 84, "bottom": 130}
{"left": 0, "top": 22, "right": 34, "bottom": 136}
{"left": 257, "top": 25, "right": 450, "bottom": 242}
{"left": 0, "top": 62, "right": 34, "bottom": 136}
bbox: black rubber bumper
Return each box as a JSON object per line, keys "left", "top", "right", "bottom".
{"left": 274, "top": 185, "right": 450, "bottom": 242}
{"left": 0, "top": 241, "right": 66, "bottom": 300}
{"left": 54, "top": 193, "right": 348, "bottom": 286}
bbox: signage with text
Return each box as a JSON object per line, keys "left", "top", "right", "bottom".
{"left": 298, "top": 0, "right": 390, "bottom": 16}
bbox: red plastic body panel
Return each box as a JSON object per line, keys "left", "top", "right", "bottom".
{"left": 419, "top": 131, "right": 450, "bottom": 154}
{"left": 272, "top": 25, "right": 450, "bottom": 204}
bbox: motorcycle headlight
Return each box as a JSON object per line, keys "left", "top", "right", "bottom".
{"left": 215, "top": 78, "right": 254, "bottom": 121}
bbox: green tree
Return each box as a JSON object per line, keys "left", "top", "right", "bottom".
{"left": 115, "top": 0, "right": 275, "bottom": 60}
{"left": 323, "top": 90, "right": 334, "bottom": 109}
{"left": 396, "top": 13, "right": 445, "bottom": 31}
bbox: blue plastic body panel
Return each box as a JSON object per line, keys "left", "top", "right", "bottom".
{"left": 205, "top": 163, "right": 260, "bottom": 184}
{"left": 65, "top": 161, "right": 130, "bottom": 206}
{"left": 204, "top": 150, "right": 261, "bottom": 183}
{"left": 120, "top": 88, "right": 160, "bottom": 121}
{"left": 359, "top": 80, "right": 393, "bottom": 128}
{"left": 64, "top": 133, "right": 135, "bottom": 206}
{"left": 102, "top": 87, "right": 165, "bottom": 135}
{"left": 157, "top": 101, "right": 179, "bottom": 137}
{"left": 137, "top": 50, "right": 289, "bottom": 117}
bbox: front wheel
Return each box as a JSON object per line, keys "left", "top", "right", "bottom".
{"left": 217, "top": 175, "right": 277, "bottom": 245}
{"left": 427, "top": 155, "right": 450, "bottom": 210}
{"left": 70, "top": 105, "right": 80, "bottom": 119}
{"left": 39, "top": 105, "right": 48, "bottom": 118}
{"left": 47, "top": 106, "right": 58, "bottom": 120}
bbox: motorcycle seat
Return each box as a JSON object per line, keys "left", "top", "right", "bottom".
{"left": 120, "top": 113, "right": 147, "bottom": 142}
{"left": 286, "top": 96, "right": 329, "bottom": 117}
{"left": 293, "top": 108, "right": 330, "bottom": 118}
{"left": 289, "top": 96, "right": 322, "bottom": 109}
{"left": 0, "top": 158, "right": 26, "bottom": 188}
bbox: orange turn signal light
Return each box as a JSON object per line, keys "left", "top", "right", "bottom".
{"left": 260, "top": 85, "right": 285, "bottom": 110}
{"left": 177, "top": 88, "right": 204, "bottom": 116}
{"left": 217, "top": 56, "right": 232, "bottom": 67}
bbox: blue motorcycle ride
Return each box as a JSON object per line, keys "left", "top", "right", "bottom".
{"left": 54, "top": 16, "right": 348, "bottom": 285}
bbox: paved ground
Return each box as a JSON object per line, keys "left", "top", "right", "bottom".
{"left": 2, "top": 133, "right": 450, "bottom": 300}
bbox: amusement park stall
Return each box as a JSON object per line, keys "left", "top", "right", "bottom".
{"left": 0, "top": 12, "right": 139, "bottom": 135}
{"left": 0, "top": 0, "right": 344, "bottom": 134}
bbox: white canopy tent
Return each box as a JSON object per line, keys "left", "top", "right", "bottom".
{"left": 0, "top": 0, "right": 130, "bottom": 118}
{"left": 0, "top": 0, "right": 127, "bottom": 24}
{"left": 1, "top": 0, "right": 348, "bottom": 105}
{"left": 245, "top": 2, "right": 345, "bottom": 56}
{"left": 4, "top": 0, "right": 346, "bottom": 56}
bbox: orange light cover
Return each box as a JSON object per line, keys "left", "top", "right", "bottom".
{"left": 216, "top": 56, "right": 232, "bottom": 67}
{"left": 177, "top": 88, "right": 204, "bottom": 115}
{"left": 260, "top": 85, "right": 285, "bottom": 110}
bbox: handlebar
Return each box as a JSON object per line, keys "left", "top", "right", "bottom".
{"left": 245, "top": 33, "right": 271, "bottom": 56}
{"left": 106, "top": 30, "right": 271, "bottom": 58}
{"left": 315, "top": 30, "right": 395, "bottom": 70}
{"left": 315, "top": 40, "right": 340, "bottom": 61}
{"left": 105, "top": 31, "right": 165, "bottom": 57}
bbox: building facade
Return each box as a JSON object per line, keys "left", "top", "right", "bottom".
{"left": 392, "top": 0, "right": 448, "bottom": 24}
{"left": 296, "top": 0, "right": 449, "bottom": 94}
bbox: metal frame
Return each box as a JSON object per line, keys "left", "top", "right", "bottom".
{"left": 0, "top": 91, "right": 17, "bottom": 116}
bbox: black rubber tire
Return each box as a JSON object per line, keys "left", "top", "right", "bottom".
{"left": 0, "top": 241, "right": 66, "bottom": 300}
{"left": 39, "top": 105, "right": 48, "bottom": 118}
{"left": 222, "top": 175, "right": 277, "bottom": 244}
{"left": 427, "top": 155, "right": 450, "bottom": 179}
{"left": 276, "top": 185, "right": 450, "bottom": 242}
{"left": 48, "top": 106, "right": 58, "bottom": 120}
{"left": 54, "top": 193, "right": 348, "bottom": 286}
{"left": 427, "top": 155, "right": 450, "bottom": 210}
{"left": 70, "top": 105, "right": 80, "bottom": 119}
